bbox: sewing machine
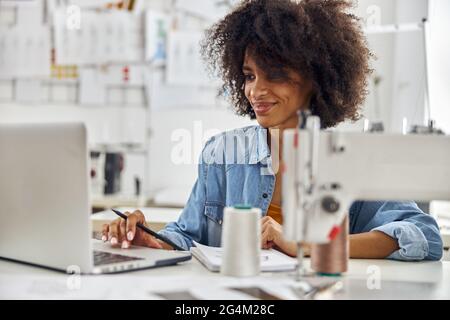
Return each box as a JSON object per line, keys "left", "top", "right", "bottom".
{"left": 282, "top": 115, "right": 450, "bottom": 276}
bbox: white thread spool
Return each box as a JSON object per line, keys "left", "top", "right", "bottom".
{"left": 221, "top": 206, "right": 261, "bottom": 277}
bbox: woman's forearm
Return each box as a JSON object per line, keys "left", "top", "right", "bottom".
{"left": 276, "top": 231, "right": 399, "bottom": 259}
{"left": 349, "top": 231, "right": 399, "bottom": 259}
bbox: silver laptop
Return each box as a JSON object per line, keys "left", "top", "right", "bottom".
{"left": 0, "top": 123, "right": 191, "bottom": 274}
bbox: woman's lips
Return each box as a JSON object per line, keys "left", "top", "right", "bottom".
{"left": 253, "top": 102, "right": 277, "bottom": 115}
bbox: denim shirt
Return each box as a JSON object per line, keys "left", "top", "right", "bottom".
{"left": 159, "top": 125, "right": 443, "bottom": 261}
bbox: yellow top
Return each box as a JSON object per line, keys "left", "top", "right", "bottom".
{"left": 267, "top": 203, "right": 283, "bottom": 225}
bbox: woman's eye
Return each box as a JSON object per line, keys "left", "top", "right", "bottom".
{"left": 244, "top": 74, "right": 255, "bottom": 81}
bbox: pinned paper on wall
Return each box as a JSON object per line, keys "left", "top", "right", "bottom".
{"left": 145, "top": 10, "right": 170, "bottom": 65}
{"left": 0, "top": 25, "right": 51, "bottom": 79}
{"left": 0, "top": 0, "right": 40, "bottom": 7}
{"left": 53, "top": 9, "right": 144, "bottom": 65}
{"left": 174, "top": 0, "right": 236, "bottom": 22}
{"left": 166, "top": 31, "right": 215, "bottom": 87}
{"left": 59, "top": 0, "right": 112, "bottom": 9}
{"left": 16, "top": 2, "right": 44, "bottom": 26}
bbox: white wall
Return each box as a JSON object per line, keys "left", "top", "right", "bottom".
{"left": 343, "top": 0, "right": 430, "bottom": 133}
{"left": 148, "top": 108, "right": 253, "bottom": 194}
{"left": 389, "top": 0, "right": 428, "bottom": 132}
{"left": 339, "top": 0, "right": 395, "bottom": 132}
{"left": 428, "top": 0, "right": 450, "bottom": 133}
{"left": 1, "top": 0, "right": 447, "bottom": 202}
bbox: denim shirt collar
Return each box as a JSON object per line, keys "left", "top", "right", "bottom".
{"left": 249, "top": 125, "right": 271, "bottom": 165}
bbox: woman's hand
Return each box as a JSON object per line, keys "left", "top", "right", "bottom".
{"left": 261, "top": 216, "right": 297, "bottom": 256}
{"left": 261, "top": 216, "right": 284, "bottom": 249}
{"left": 261, "top": 216, "right": 310, "bottom": 257}
{"left": 102, "top": 210, "right": 163, "bottom": 249}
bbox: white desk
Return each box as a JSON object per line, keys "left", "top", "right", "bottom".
{"left": 1, "top": 255, "right": 449, "bottom": 300}
{"left": 4, "top": 206, "right": 446, "bottom": 299}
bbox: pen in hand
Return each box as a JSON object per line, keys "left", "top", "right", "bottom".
{"left": 111, "top": 209, "right": 185, "bottom": 251}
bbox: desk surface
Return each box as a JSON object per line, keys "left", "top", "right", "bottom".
{"left": 1, "top": 253, "right": 449, "bottom": 300}
{"left": 5, "top": 206, "right": 450, "bottom": 300}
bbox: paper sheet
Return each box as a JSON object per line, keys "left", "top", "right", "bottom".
{"left": 53, "top": 9, "right": 143, "bottom": 65}
{"left": 174, "top": 0, "right": 238, "bottom": 22}
{"left": 0, "top": 25, "right": 51, "bottom": 79}
{"left": 166, "top": 31, "right": 214, "bottom": 87}
{"left": 192, "top": 241, "right": 297, "bottom": 272}
{"left": 145, "top": 10, "right": 170, "bottom": 65}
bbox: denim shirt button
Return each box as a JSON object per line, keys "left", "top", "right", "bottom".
{"left": 262, "top": 193, "right": 268, "bottom": 199}
{"left": 219, "top": 219, "right": 223, "bottom": 225}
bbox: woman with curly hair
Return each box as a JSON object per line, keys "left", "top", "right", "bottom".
{"left": 104, "top": 0, "right": 442, "bottom": 261}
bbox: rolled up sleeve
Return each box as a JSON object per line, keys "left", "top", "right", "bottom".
{"left": 373, "top": 221, "right": 430, "bottom": 261}
{"left": 157, "top": 174, "right": 206, "bottom": 250}
{"left": 157, "top": 139, "right": 215, "bottom": 251}
{"left": 353, "top": 201, "right": 443, "bottom": 261}
{"left": 158, "top": 223, "right": 195, "bottom": 251}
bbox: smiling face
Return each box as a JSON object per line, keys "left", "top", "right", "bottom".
{"left": 243, "top": 52, "right": 313, "bottom": 130}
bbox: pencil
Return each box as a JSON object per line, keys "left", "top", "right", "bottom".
{"left": 112, "top": 209, "right": 185, "bottom": 251}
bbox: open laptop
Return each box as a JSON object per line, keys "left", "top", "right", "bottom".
{"left": 0, "top": 123, "right": 191, "bottom": 274}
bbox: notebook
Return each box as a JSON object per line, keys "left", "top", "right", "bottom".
{"left": 191, "top": 241, "right": 297, "bottom": 272}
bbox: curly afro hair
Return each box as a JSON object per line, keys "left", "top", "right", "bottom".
{"left": 201, "top": 0, "right": 373, "bottom": 128}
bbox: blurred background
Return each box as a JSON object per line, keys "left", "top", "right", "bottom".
{"left": 0, "top": 0, "right": 449, "bottom": 218}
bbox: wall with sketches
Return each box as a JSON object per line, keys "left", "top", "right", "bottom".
{"left": 0, "top": 0, "right": 251, "bottom": 202}
{"left": 0, "top": 0, "right": 446, "bottom": 204}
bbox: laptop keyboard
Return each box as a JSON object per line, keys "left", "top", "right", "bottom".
{"left": 93, "top": 250, "right": 144, "bottom": 266}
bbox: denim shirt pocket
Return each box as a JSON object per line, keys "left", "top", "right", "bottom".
{"left": 204, "top": 203, "right": 224, "bottom": 247}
